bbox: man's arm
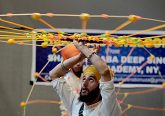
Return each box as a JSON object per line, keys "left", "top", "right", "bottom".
{"left": 49, "top": 52, "right": 85, "bottom": 80}
{"left": 73, "top": 41, "right": 113, "bottom": 82}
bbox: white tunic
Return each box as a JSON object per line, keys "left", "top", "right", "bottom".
{"left": 59, "top": 71, "right": 81, "bottom": 111}
{"left": 64, "top": 72, "right": 81, "bottom": 94}
{"left": 52, "top": 78, "right": 122, "bottom": 116}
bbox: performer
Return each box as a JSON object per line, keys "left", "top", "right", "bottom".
{"left": 50, "top": 41, "right": 122, "bottom": 116}
{"left": 59, "top": 44, "right": 84, "bottom": 116}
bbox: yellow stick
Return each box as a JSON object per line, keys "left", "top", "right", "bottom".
{"left": 0, "top": 18, "right": 35, "bottom": 30}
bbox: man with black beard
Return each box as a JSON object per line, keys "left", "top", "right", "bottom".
{"left": 50, "top": 41, "right": 122, "bottom": 116}
{"left": 79, "top": 82, "right": 100, "bottom": 103}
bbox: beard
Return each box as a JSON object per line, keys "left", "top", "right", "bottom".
{"left": 72, "top": 68, "right": 83, "bottom": 78}
{"left": 78, "top": 85, "right": 101, "bottom": 103}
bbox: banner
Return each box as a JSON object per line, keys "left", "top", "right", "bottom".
{"left": 32, "top": 29, "right": 165, "bottom": 87}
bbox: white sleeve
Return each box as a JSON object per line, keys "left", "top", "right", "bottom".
{"left": 99, "top": 79, "right": 122, "bottom": 116}
{"left": 51, "top": 78, "right": 75, "bottom": 112}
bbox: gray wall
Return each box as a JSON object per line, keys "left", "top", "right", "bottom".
{"left": 0, "top": 0, "right": 165, "bottom": 30}
{"left": 0, "top": 0, "right": 165, "bottom": 116}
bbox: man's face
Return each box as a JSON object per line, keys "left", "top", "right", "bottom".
{"left": 72, "top": 61, "right": 83, "bottom": 78}
{"left": 72, "top": 61, "right": 83, "bottom": 73}
{"left": 79, "top": 74, "right": 100, "bottom": 103}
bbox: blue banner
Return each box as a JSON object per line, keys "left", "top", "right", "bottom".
{"left": 34, "top": 32, "right": 165, "bottom": 87}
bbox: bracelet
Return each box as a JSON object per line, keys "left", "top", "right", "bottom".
{"left": 61, "top": 61, "right": 70, "bottom": 73}
{"left": 87, "top": 52, "right": 96, "bottom": 61}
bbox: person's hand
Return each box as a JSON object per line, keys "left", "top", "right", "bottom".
{"left": 73, "top": 40, "right": 86, "bottom": 60}
{"left": 91, "top": 44, "right": 100, "bottom": 54}
{"left": 73, "top": 40, "right": 85, "bottom": 49}
{"left": 73, "top": 40, "right": 100, "bottom": 53}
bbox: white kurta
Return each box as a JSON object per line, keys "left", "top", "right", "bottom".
{"left": 59, "top": 71, "right": 81, "bottom": 112}
{"left": 52, "top": 78, "right": 122, "bottom": 116}
{"left": 64, "top": 72, "right": 81, "bottom": 94}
